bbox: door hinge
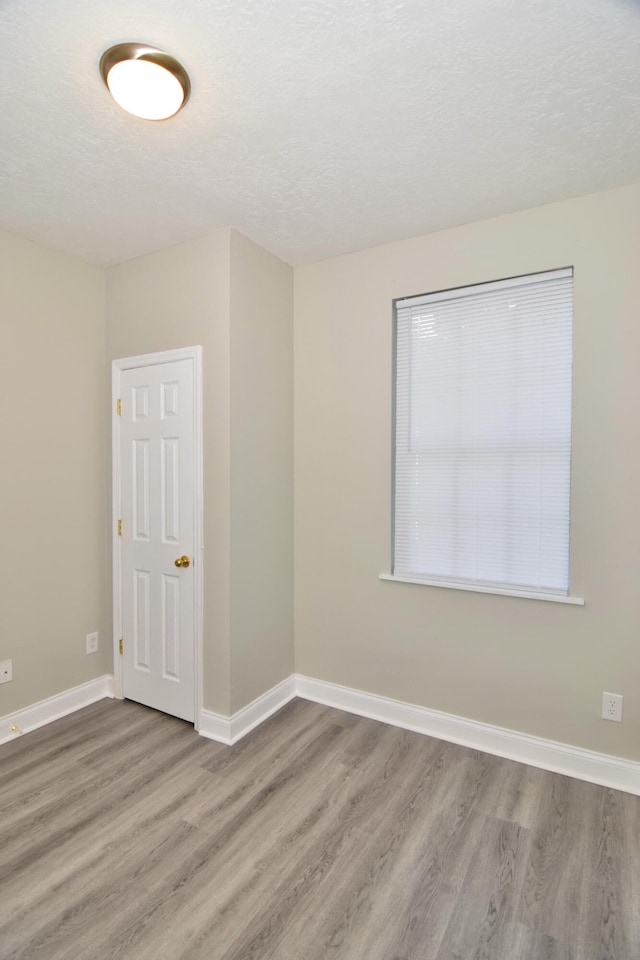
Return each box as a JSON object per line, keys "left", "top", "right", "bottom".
{"left": 118, "top": 519, "right": 123, "bottom": 536}
{"left": 116, "top": 398, "right": 122, "bottom": 416}
{"left": 119, "top": 638, "right": 124, "bottom": 656}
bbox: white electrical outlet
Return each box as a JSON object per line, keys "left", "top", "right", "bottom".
{"left": 86, "top": 632, "right": 99, "bottom": 655}
{"left": 0, "top": 659, "right": 12, "bottom": 683}
{"left": 602, "top": 692, "right": 623, "bottom": 722}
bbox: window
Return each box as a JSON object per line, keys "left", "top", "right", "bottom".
{"left": 392, "top": 267, "right": 574, "bottom": 599}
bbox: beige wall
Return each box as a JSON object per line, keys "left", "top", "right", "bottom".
{"left": 229, "top": 230, "right": 294, "bottom": 711}
{"left": 0, "top": 230, "right": 108, "bottom": 714}
{"left": 294, "top": 183, "right": 640, "bottom": 761}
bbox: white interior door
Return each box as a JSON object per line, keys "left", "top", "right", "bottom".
{"left": 116, "top": 353, "right": 199, "bottom": 722}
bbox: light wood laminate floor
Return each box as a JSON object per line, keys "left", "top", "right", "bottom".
{"left": 1, "top": 697, "right": 639, "bottom": 959}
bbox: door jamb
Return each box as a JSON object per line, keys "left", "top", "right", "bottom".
{"left": 112, "top": 346, "right": 204, "bottom": 731}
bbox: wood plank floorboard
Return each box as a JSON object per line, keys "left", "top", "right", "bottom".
{"left": 0, "top": 697, "right": 638, "bottom": 960}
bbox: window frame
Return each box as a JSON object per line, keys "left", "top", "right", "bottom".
{"left": 383, "top": 268, "right": 584, "bottom": 606}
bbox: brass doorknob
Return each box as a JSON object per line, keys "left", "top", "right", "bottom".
{"left": 174, "top": 555, "right": 191, "bottom": 568}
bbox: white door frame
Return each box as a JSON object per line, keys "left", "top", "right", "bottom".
{"left": 112, "top": 346, "right": 204, "bottom": 731}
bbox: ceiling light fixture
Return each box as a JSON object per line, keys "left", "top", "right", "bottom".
{"left": 100, "top": 43, "right": 190, "bottom": 121}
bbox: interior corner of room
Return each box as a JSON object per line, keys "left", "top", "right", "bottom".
{"left": 2, "top": 182, "right": 640, "bottom": 795}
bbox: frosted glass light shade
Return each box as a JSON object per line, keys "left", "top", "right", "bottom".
{"left": 100, "top": 44, "right": 190, "bottom": 121}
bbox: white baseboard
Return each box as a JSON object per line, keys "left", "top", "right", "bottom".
{"left": 295, "top": 675, "right": 640, "bottom": 796}
{"left": 0, "top": 675, "right": 115, "bottom": 746}
{"left": 198, "top": 709, "right": 233, "bottom": 745}
{"left": 4, "top": 671, "right": 638, "bottom": 796}
{"left": 199, "top": 675, "right": 297, "bottom": 746}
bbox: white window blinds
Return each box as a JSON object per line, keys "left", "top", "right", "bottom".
{"left": 393, "top": 268, "right": 573, "bottom": 595}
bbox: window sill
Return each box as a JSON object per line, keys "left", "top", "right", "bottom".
{"left": 379, "top": 574, "right": 585, "bottom": 605}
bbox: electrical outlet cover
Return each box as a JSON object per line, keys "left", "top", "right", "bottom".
{"left": 602, "top": 691, "right": 623, "bottom": 722}
{"left": 85, "top": 632, "right": 99, "bottom": 655}
{"left": 0, "top": 659, "right": 12, "bottom": 683}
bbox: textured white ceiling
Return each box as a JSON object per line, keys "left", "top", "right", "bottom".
{"left": 1, "top": 0, "right": 639, "bottom": 266}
